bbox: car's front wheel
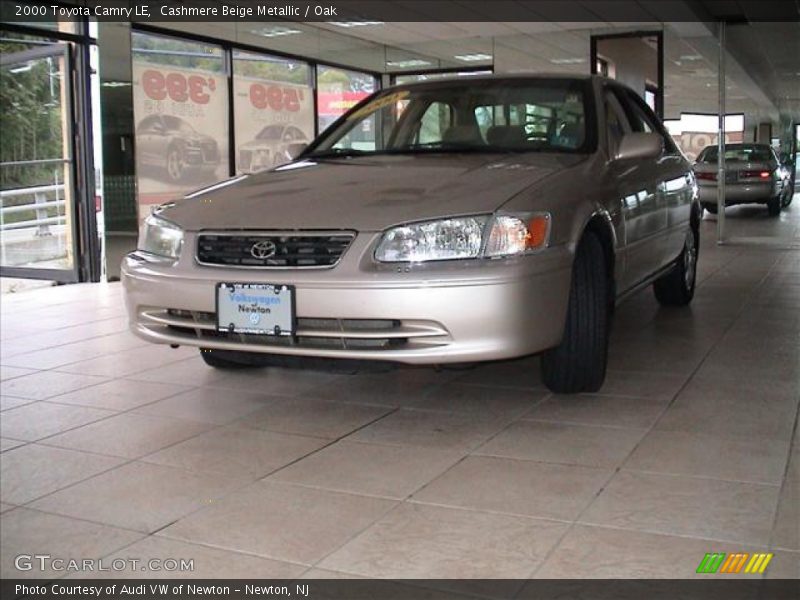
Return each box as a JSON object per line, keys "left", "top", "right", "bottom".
{"left": 653, "top": 225, "right": 698, "bottom": 306}
{"left": 541, "top": 232, "right": 609, "bottom": 394}
{"left": 165, "top": 146, "right": 185, "bottom": 182}
{"left": 702, "top": 203, "right": 718, "bottom": 215}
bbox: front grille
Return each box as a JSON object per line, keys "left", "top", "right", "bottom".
{"left": 197, "top": 232, "right": 354, "bottom": 268}
{"left": 148, "top": 309, "right": 450, "bottom": 352}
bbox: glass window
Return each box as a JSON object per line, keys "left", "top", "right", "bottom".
{"left": 622, "top": 89, "right": 676, "bottom": 153}
{"left": 232, "top": 51, "right": 313, "bottom": 174}
{"left": 131, "top": 32, "right": 229, "bottom": 221}
{"left": 605, "top": 90, "right": 630, "bottom": 157}
{"left": 393, "top": 71, "right": 492, "bottom": 85}
{"left": 309, "top": 79, "right": 593, "bottom": 156}
{"left": 316, "top": 65, "right": 376, "bottom": 134}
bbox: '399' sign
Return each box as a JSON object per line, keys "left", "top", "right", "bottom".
{"left": 141, "top": 69, "right": 217, "bottom": 105}
{"left": 249, "top": 83, "right": 304, "bottom": 113}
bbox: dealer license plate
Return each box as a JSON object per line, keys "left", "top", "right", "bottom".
{"left": 216, "top": 283, "right": 294, "bottom": 336}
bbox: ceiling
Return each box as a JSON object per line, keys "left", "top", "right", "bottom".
{"left": 162, "top": 1, "right": 799, "bottom": 130}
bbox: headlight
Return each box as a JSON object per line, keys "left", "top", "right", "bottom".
{"left": 138, "top": 214, "right": 183, "bottom": 260}
{"left": 374, "top": 213, "right": 550, "bottom": 263}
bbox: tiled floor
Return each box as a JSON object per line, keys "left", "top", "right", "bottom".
{"left": 1, "top": 202, "right": 798, "bottom": 581}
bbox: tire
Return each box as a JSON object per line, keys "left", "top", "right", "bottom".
{"left": 702, "top": 203, "right": 718, "bottom": 215}
{"left": 653, "top": 225, "right": 699, "bottom": 306}
{"left": 541, "top": 232, "right": 609, "bottom": 394}
{"left": 781, "top": 184, "right": 794, "bottom": 208}
{"left": 165, "top": 146, "right": 185, "bottom": 182}
{"left": 199, "top": 348, "right": 261, "bottom": 369}
{"left": 767, "top": 195, "right": 781, "bottom": 217}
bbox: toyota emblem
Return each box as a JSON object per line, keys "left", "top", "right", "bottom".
{"left": 250, "top": 240, "right": 277, "bottom": 259}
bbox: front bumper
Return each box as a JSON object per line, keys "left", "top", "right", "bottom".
{"left": 698, "top": 181, "right": 778, "bottom": 205}
{"left": 121, "top": 232, "right": 573, "bottom": 364}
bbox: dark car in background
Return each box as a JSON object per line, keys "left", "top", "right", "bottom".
{"left": 136, "top": 115, "right": 221, "bottom": 183}
{"left": 693, "top": 143, "right": 791, "bottom": 216}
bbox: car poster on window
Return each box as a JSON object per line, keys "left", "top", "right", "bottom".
{"left": 132, "top": 62, "right": 229, "bottom": 220}
{"left": 233, "top": 76, "right": 314, "bottom": 174}
{"left": 672, "top": 131, "right": 744, "bottom": 162}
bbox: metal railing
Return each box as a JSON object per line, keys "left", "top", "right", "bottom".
{"left": 0, "top": 183, "right": 66, "bottom": 236}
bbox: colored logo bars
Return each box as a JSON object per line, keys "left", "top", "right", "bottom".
{"left": 696, "top": 552, "right": 773, "bottom": 574}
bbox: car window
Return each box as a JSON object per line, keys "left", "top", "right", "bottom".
{"left": 417, "top": 101, "right": 455, "bottom": 145}
{"left": 604, "top": 90, "right": 630, "bottom": 158}
{"left": 620, "top": 90, "right": 676, "bottom": 154}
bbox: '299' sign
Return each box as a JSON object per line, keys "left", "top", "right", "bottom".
{"left": 141, "top": 70, "right": 217, "bottom": 105}
{"left": 249, "top": 83, "right": 304, "bottom": 112}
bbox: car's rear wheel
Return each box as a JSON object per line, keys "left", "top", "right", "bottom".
{"left": 200, "top": 348, "right": 262, "bottom": 369}
{"left": 781, "top": 184, "right": 794, "bottom": 208}
{"left": 653, "top": 225, "right": 699, "bottom": 306}
{"left": 541, "top": 232, "right": 609, "bottom": 394}
{"left": 166, "top": 147, "right": 185, "bottom": 182}
{"left": 767, "top": 195, "right": 781, "bottom": 217}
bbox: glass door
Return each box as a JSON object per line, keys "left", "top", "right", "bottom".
{"left": 0, "top": 42, "right": 79, "bottom": 281}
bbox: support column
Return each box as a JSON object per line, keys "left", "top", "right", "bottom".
{"left": 717, "top": 21, "right": 726, "bottom": 245}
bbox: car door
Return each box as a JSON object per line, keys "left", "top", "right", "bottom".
{"left": 605, "top": 85, "right": 664, "bottom": 290}
{"left": 620, "top": 89, "right": 693, "bottom": 268}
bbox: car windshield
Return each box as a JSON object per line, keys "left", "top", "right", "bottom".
{"left": 256, "top": 125, "right": 284, "bottom": 140}
{"left": 307, "top": 79, "right": 593, "bottom": 157}
{"left": 162, "top": 116, "right": 195, "bottom": 134}
{"left": 698, "top": 145, "right": 772, "bottom": 163}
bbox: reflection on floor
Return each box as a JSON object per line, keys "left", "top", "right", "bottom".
{"left": 1, "top": 199, "right": 798, "bottom": 580}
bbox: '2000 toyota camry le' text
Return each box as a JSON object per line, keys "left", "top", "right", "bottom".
{"left": 122, "top": 75, "right": 700, "bottom": 393}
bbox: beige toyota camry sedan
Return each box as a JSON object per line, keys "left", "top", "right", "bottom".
{"left": 123, "top": 74, "right": 700, "bottom": 393}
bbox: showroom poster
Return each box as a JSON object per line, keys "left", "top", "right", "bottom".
{"left": 233, "top": 76, "right": 314, "bottom": 174}
{"left": 672, "top": 131, "right": 744, "bottom": 161}
{"left": 132, "top": 62, "right": 229, "bottom": 220}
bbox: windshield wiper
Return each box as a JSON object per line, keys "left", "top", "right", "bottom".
{"left": 306, "top": 148, "right": 372, "bottom": 159}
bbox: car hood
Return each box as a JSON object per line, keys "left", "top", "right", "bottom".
{"left": 159, "top": 153, "right": 585, "bottom": 232}
{"left": 239, "top": 139, "right": 279, "bottom": 151}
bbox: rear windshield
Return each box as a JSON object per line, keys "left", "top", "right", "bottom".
{"left": 698, "top": 145, "right": 772, "bottom": 163}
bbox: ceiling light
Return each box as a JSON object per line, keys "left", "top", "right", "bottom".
{"left": 386, "top": 59, "right": 432, "bottom": 68}
{"left": 550, "top": 58, "right": 585, "bottom": 65}
{"left": 454, "top": 53, "right": 492, "bottom": 62}
{"left": 679, "top": 54, "right": 703, "bottom": 61}
{"left": 254, "top": 26, "right": 302, "bottom": 38}
{"left": 328, "top": 21, "right": 384, "bottom": 28}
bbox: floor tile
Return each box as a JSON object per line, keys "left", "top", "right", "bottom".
{"left": 56, "top": 344, "right": 194, "bottom": 378}
{"left": 42, "top": 413, "right": 211, "bottom": 459}
{"left": 409, "top": 383, "right": 544, "bottom": 421}
{"left": 475, "top": 420, "right": 646, "bottom": 468}
{"left": 319, "top": 503, "right": 567, "bottom": 579}
{"left": 1, "top": 444, "right": 124, "bottom": 505}
{"left": 584, "top": 369, "right": 689, "bottom": 402}
{"left": 0, "top": 371, "right": 108, "bottom": 400}
{"left": 581, "top": 470, "right": 780, "bottom": 544}
{"left": 0, "top": 402, "right": 114, "bottom": 442}
{"left": 655, "top": 375, "right": 798, "bottom": 441}
{"left": 134, "top": 387, "right": 274, "bottom": 425}
{"left": 412, "top": 455, "right": 611, "bottom": 521}
{"left": 86, "top": 536, "right": 306, "bottom": 579}
{"left": 241, "top": 397, "right": 392, "bottom": 440}
{"left": 0, "top": 366, "right": 36, "bottom": 382}
{"left": 0, "top": 438, "right": 25, "bottom": 452}
{"left": 624, "top": 429, "right": 790, "bottom": 485}
{"left": 210, "top": 367, "right": 342, "bottom": 398}
{"left": 143, "top": 425, "right": 327, "bottom": 479}
{"left": 128, "top": 356, "right": 230, "bottom": 386}
{"left": 350, "top": 408, "right": 510, "bottom": 452}
{"left": 50, "top": 379, "right": 191, "bottom": 411}
{"left": 526, "top": 394, "right": 667, "bottom": 429}
{"left": 0, "top": 507, "right": 143, "bottom": 579}
{"left": 271, "top": 441, "right": 462, "bottom": 499}
{"left": 0, "top": 395, "right": 37, "bottom": 411}
{"left": 534, "top": 525, "right": 753, "bottom": 579}
{"left": 160, "top": 480, "right": 396, "bottom": 565}
{"left": 451, "top": 356, "right": 545, "bottom": 391}
{"left": 29, "top": 461, "right": 249, "bottom": 533}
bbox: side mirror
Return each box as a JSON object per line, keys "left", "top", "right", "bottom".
{"left": 285, "top": 142, "right": 308, "bottom": 160}
{"left": 614, "top": 132, "right": 663, "bottom": 162}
